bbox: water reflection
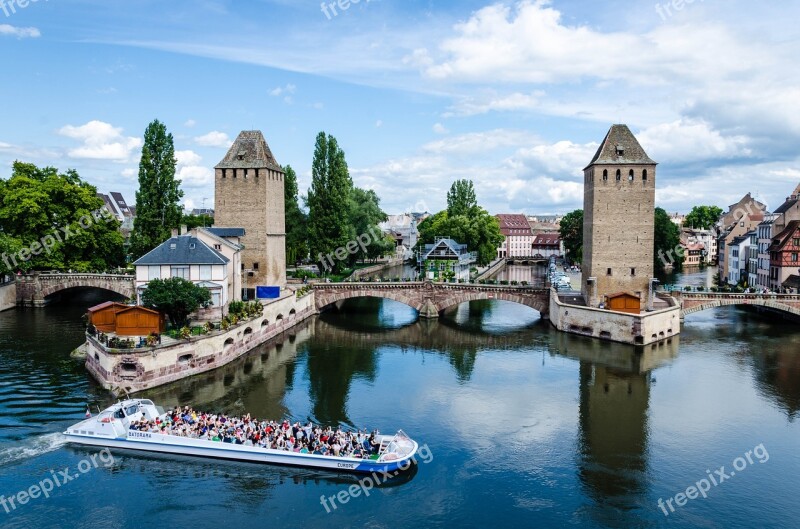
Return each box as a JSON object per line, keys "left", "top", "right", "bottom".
{"left": 489, "top": 263, "right": 548, "bottom": 285}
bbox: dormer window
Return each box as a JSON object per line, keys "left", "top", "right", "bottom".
{"left": 237, "top": 150, "right": 246, "bottom": 161}
{"left": 615, "top": 144, "right": 624, "bottom": 156}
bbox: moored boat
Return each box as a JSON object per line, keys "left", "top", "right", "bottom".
{"left": 64, "top": 399, "right": 418, "bottom": 474}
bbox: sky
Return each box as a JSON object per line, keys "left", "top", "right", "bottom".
{"left": 0, "top": 0, "right": 799, "bottom": 217}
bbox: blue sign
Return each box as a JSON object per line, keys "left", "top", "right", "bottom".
{"left": 256, "top": 286, "right": 281, "bottom": 299}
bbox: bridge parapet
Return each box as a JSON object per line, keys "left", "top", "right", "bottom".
{"left": 16, "top": 272, "right": 135, "bottom": 307}
{"left": 673, "top": 291, "right": 800, "bottom": 317}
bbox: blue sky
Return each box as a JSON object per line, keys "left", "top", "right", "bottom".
{"left": 1, "top": 0, "right": 798, "bottom": 216}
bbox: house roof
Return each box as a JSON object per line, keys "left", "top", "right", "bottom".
{"left": 87, "top": 301, "right": 123, "bottom": 313}
{"left": 205, "top": 227, "right": 246, "bottom": 238}
{"left": 773, "top": 197, "right": 798, "bottom": 215}
{"left": 769, "top": 220, "right": 800, "bottom": 252}
{"left": 134, "top": 236, "right": 229, "bottom": 266}
{"left": 584, "top": 124, "right": 656, "bottom": 169}
{"left": 423, "top": 238, "right": 468, "bottom": 259}
{"left": 783, "top": 274, "right": 800, "bottom": 289}
{"left": 605, "top": 291, "right": 640, "bottom": 299}
{"left": 215, "top": 130, "right": 283, "bottom": 171}
{"left": 533, "top": 234, "right": 560, "bottom": 246}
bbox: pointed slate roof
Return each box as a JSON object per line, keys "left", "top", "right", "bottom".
{"left": 584, "top": 124, "right": 656, "bottom": 169}
{"left": 215, "top": 130, "right": 283, "bottom": 172}
{"left": 134, "top": 236, "right": 229, "bottom": 266}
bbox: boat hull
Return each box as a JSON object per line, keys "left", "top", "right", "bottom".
{"left": 63, "top": 432, "right": 418, "bottom": 475}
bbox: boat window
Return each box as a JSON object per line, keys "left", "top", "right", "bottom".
{"left": 139, "top": 399, "right": 154, "bottom": 406}
{"left": 113, "top": 408, "right": 125, "bottom": 419}
{"left": 125, "top": 404, "right": 140, "bottom": 416}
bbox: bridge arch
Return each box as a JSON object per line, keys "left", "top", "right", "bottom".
{"left": 315, "top": 290, "right": 425, "bottom": 313}
{"left": 17, "top": 273, "right": 135, "bottom": 306}
{"left": 677, "top": 293, "right": 800, "bottom": 319}
{"left": 435, "top": 291, "right": 549, "bottom": 315}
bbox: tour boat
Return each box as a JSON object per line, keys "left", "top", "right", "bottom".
{"left": 64, "top": 399, "right": 419, "bottom": 474}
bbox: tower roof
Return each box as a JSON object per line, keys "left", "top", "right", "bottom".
{"left": 215, "top": 130, "right": 283, "bottom": 172}
{"left": 584, "top": 124, "right": 656, "bottom": 170}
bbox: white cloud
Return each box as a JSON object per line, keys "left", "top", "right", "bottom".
{"left": 432, "top": 123, "right": 449, "bottom": 135}
{"left": 423, "top": 129, "right": 534, "bottom": 156}
{"left": 269, "top": 83, "right": 296, "bottom": 97}
{"left": 0, "top": 25, "right": 41, "bottom": 39}
{"left": 184, "top": 119, "right": 197, "bottom": 128}
{"left": 637, "top": 119, "right": 751, "bottom": 164}
{"left": 375, "top": 120, "right": 383, "bottom": 128}
{"left": 175, "top": 149, "right": 213, "bottom": 187}
{"left": 194, "top": 131, "right": 231, "bottom": 148}
{"left": 58, "top": 120, "right": 142, "bottom": 161}
{"left": 121, "top": 168, "right": 137, "bottom": 180}
{"left": 445, "top": 91, "right": 545, "bottom": 117}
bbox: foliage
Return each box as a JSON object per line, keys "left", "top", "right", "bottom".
{"left": 228, "top": 300, "right": 263, "bottom": 319}
{"left": 307, "top": 132, "right": 353, "bottom": 273}
{"left": 446, "top": 179, "right": 478, "bottom": 217}
{"left": 417, "top": 199, "right": 503, "bottom": 266}
{"left": 181, "top": 213, "right": 214, "bottom": 230}
{"left": 129, "top": 120, "right": 183, "bottom": 260}
{"left": 559, "top": 209, "right": 584, "bottom": 264}
{"left": 296, "top": 285, "right": 313, "bottom": 298}
{"left": 347, "top": 187, "right": 393, "bottom": 265}
{"left": 179, "top": 326, "right": 192, "bottom": 340}
{"left": 654, "top": 207, "right": 683, "bottom": 273}
{"left": 683, "top": 205, "right": 723, "bottom": 230}
{"left": 140, "top": 277, "right": 211, "bottom": 328}
{"left": 283, "top": 164, "right": 309, "bottom": 266}
{"left": 0, "top": 161, "right": 125, "bottom": 274}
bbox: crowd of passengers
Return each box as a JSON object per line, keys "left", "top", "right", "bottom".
{"left": 128, "top": 406, "right": 382, "bottom": 458}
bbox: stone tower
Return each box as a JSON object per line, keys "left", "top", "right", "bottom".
{"left": 582, "top": 125, "right": 656, "bottom": 308}
{"left": 215, "top": 131, "right": 286, "bottom": 292}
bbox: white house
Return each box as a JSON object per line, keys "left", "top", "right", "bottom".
{"left": 134, "top": 227, "right": 244, "bottom": 319}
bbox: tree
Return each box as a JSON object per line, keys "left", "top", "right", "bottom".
{"left": 307, "top": 132, "right": 353, "bottom": 273}
{"left": 559, "top": 209, "right": 583, "bottom": 264}
{"left": 655, "top": 207, "right": 683, "bottom": 273}
{"left": 140, "top": 277, "right": 211, "bottom": 328}
{"left": 181, "top": 213, "right": 214, "bottom": 230}
{"left": 0, "top": 161, "right": 124, "bottom": 273}
{"left": 283, "top": 164, "right": 308, "bottom": 265}
{"left": 129, "top": 120, "right": 183, "bottom": 260}
{"left": 447, "top": 179, "right": 478, "bottom": 217}
{"left": 417, "top": 187, "right": 503, "bottom": 267}
{"left": 347, "top": 187, "right": 390, "bottom": 265}
{"left": 683, "top": 205, "right": 723, "bottom": 230}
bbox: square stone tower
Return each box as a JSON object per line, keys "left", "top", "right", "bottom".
{"left": 582, "top": 125, "right": 656, "bottom": 308}
{"left": 215, "top": 131, "right": 286, "bottom": 291}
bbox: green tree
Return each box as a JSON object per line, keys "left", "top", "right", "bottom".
{"left": 130, "top": 120, "right": 183, "bottom": 260}
{"left": 140, "top": 277, "right": 211, "bottom": 328}
{"left": 347, "top": 187, "right": 390, "bottom": 265}
{"left": 307, "top": 132, "right": 353, "bottom": 273}
{"left": 0, "top": 161, "right": 124, "bottom": 273}
{"left": 559, "top": 209, "right": 584, "bottom": 264}
{"left": 683, "top": 205, "right": 723, "bottom": 230}
{"left": 447, "top": 179, "right": 478, "bottom": 217}
{"left": 180, "top": 213, "right": 214, "bottom": 230}
{"left": 417, "top": 188, "right": 503, "bottom": 267}
{"left": 283, "top": 164, "right": 308, "bottom": 266}
{"left": 655, "top": 207, "right": 683, "bottom": 272}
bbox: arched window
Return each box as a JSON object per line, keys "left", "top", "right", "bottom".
{"left": 628, "top": 169, "right": 634, "bottom": 181}
{"left": 615, "top": 169, "right": 621, "bottom": 181}
{"left": 642, "top": 169, "right": 648, "bottom": 181}
{"left": 603, "top": 169, "right": 608, "bottom": 181}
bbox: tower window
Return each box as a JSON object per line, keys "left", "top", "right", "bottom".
{"left": 222, "top": 169, "right": 226, "bottom": 179}
{"left": 244, "top": 169, "right": 249, "bottom": 179}
{"left": 615, "top": 169, "right": 621, "bottom": 181}
{"left": 253, "top": 262, "right": 259, "bottom": 271}
{"left": 643, "top": 169, "right": 648, "bottom": 181}
{"left": 255, "top": 168, "right": 259, "bottom": 178}
{"left": 616, "top": 145, "right": 624, "bottom": 156}
{"left": 628, "top": 170, "right": 634, "bottom": 181}
{"left": 607, "top": 268, "right": 612, "bottom": 276}
{"left": 631, "top": 268, "right": 636, "bottom": 276}
{"left": 603, "top": 170, "right": 608, "bottom": 181}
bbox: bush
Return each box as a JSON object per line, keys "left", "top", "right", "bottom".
{"left": 510, "top": 280, "right": 519, "bottom": 285}
{"left": 521, "top": 281, "right": 529, "bottom": 286}
{"left": 478, "top": 279, "right": 486, "bottom": 284}
{"left": 179, "top": 326, "right": 191, "bottom": 340}
{"left": 684, "top": 285, "right": 692, "bottom": 291}
{"left": 500, "top": 280, "right": 509, "bottom": 285}
{"left": 696, "top": 286, "right": 705, "bottom": 292}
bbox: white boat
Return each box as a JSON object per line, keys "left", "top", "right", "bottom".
{"left": 64, "top": 399, "right": 419, "bottom": 474}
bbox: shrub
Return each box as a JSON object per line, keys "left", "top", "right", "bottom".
{"left": 500, "top": 280, "right": 509, "bottom": 285}
{"left": 510, "top": 280, "right": 519, "bottom": 285}
{"left": 179, "top": 326, "right": 191, "bottom": 340}
{"left": 521, "top": 281, "right": 529, "bottom": 286}
{"left": 684, "top": 285, "right": 692, "bottom": 291}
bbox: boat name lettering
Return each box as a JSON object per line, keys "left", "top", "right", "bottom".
{"left": 337, "top": 463, "right": 355, "bottom": 469}
{"left": 130, "top": 431, "right": 152, "bottom": 439}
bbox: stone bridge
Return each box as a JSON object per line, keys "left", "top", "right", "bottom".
{"left": 672, "top": 291, "right": 800, "bottom": 318}
{"left": 16, "top": 273, "right": 135, "bottom": 307}
{"left": 312, "top": 280, "right": 551, "bottom": 318}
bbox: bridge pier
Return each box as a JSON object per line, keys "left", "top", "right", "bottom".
{"left": 418, "top": 299, "right": 439, "bottom": 319}
{"left": 15, "top": 272, "right": 135, "bottom": 307}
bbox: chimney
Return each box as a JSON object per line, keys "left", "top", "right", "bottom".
{"left": 180, "top": 224, "right": 188, "bottom": 236}
{"left": 171, "top": 228, "right": 179, "bottom": 237}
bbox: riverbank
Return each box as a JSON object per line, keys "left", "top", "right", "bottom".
{"left": 0, "top": 281, "right": 15, "bottom": 312}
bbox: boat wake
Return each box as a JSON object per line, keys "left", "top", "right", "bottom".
{"left": 0, "top": 432, "right": 66, "bottom": 466}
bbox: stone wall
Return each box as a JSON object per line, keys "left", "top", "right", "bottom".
{"left": 0, "top": 282, "right": 15, "bottom": 312}
{"left": 550, "top": 288, "right": 680, "bottom": 345}
{"left": 86, "top": 291, "right": 314, "bottom": 394}
{"left": 214, "top": 166, "right": 286, "bottom": 287}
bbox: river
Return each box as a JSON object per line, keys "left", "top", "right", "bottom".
{"left": 0, "top": 282, "right": 798, "bottom": 528}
